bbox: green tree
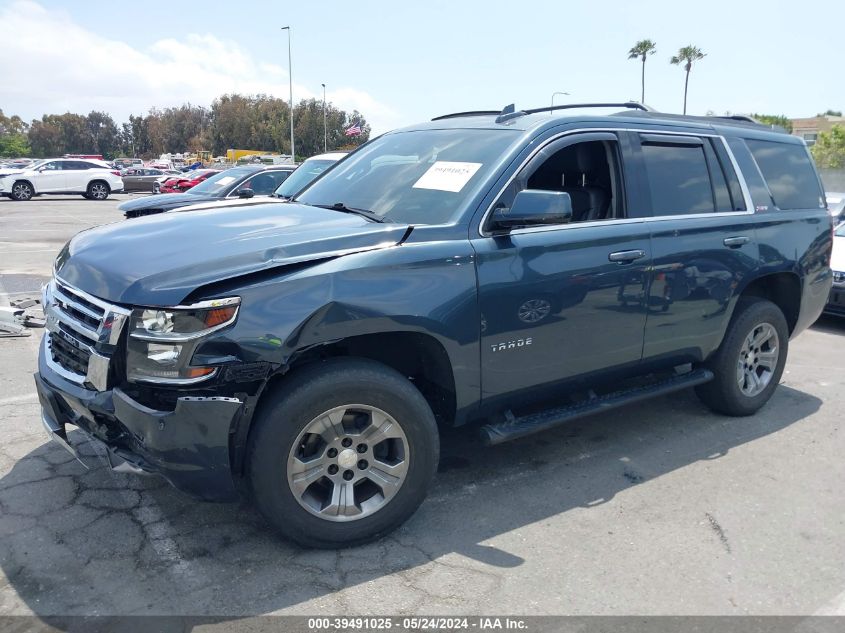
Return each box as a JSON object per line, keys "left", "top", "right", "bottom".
{"left": 750, "top": 114, "right": 793, "bottom": 133}
{"left": 811, "top": 125, "right": 845, "bottom": 169}
{"left": 670, "top": 45, "right": 706, "bottom": 115}
{"left": 627, "top": 39, "right": 657, "bottom": 104}
{"left": 817, "top": 109, "right": 843, "bottom": 117}
{"left": 86, "top": 111, "right": 121, "bottom": 158}
{"left": 0, "top": 109, "right": 30, "bottom": 157}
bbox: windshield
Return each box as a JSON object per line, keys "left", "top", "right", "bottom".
{"left": 835, "top": 223, "right": 845, "bottom": 237}
{"left": 296, "top": 129, "right": 520, "bottom": 224}
{"left": 187, "top": 168, "right": 253, "bottom": 195}
{"left": 275, "top": 159, "right": 338, "bottom": 198}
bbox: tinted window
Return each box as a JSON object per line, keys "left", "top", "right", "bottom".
{"left": 242, "top": 171, "right": 287, "bottom": 195}
{"left": 40, "top": 162, "right": 61, "bottom": 171}
{"left": 745, "top": 139, "right": 824, "bottom": 210}
{"left": 641, "top": 142, "right": 714, "bottom": 215}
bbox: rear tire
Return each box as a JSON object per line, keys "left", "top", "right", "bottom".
{"left": 10, "top": 181, "right": 33, "bottom": 201}
{"left": 248, "top": 358, "right": 439, "bottom": 548}
{"left": 86, "top": 181, "right": 110, "bottom": 200}
{"left": 695, "top": 298, "right": 789, "bottom": 416}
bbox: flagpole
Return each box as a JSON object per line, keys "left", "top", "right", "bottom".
{"left": 282, "top": 26, "right": 295, "bottom": 162}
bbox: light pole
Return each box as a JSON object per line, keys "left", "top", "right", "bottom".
{"left": 322, "top": 83, "right": 327, "bottom": 153}
{"left": 281, "top": 26, "right": 295, "bottom": 162}
{"left": 550, "top": 91, "right": 570, "bottom": 114}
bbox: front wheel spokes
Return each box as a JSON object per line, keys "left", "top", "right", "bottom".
{"left": 324, "top": 481, "right": 360, "bottom": 518}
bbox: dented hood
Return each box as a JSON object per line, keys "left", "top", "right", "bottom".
{"left": 56, "top": 202, "right": 409, "bottom": 306}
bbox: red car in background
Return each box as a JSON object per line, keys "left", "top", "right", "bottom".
{"left": 159, "top": 169, "right": 221, "bottom": 194}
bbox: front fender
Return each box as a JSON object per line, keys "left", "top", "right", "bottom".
{"left": 196, "top": 239, "right": 481, "bottom": 417}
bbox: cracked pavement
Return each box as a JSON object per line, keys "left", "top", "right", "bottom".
{"left": 1, "top": 197, "right": 844, "bottom": 618}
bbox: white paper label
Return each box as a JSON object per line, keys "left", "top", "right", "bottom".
{"left": 215, "top": 176, "right": 236, "bottom": 186}
{"left": 412, "top": 161, "right": 482, "bottom": 193}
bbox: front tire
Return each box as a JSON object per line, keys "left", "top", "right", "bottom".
{"left": 86, "top": 181, "right": 110, "bottom": 200}
{"left": 248, "top": 358, "right": 439, "bottom": 548}
{"left": 695, "top": 298, "right": 789, "bottom": 416}
{"left": 10, "top": 181, "right": 33, "bottom": 201}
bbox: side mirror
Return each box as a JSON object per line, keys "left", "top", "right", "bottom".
{"left": 236, "top": 188, "right": 255, "bottom": 199}
{"left": 491, "top": 190, "right": 573, "bottom": 232}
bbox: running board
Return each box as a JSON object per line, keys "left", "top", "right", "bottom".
{"left": 480, "top": 368, "right": 714, "bottom": 446}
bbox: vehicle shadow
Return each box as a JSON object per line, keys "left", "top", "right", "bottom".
{"left": 0, "top": 384, "right": 821, "bottom": 621}
{"left": 811, "top": 314, "right": 845, "bottom": 334}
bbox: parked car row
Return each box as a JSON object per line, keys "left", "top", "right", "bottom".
{"left": 0, "top": 152, "right": 346, "bottom": 203}
{"left": 119, "top": 153, "right": 346, "bottom": 217}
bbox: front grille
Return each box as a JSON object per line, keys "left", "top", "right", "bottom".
{"left": 45, "top": 280, "right": 127, "bottom": 387}
{"left": 49, "top": 330, "right": 91, "bottom": 375}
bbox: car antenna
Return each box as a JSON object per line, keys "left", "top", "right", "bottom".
{"left": 495, "top": 104, "right": 526, "bottom": 124}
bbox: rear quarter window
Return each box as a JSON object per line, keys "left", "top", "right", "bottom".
{"left": 745, "top": 139, "right": 824, "bottom": 210}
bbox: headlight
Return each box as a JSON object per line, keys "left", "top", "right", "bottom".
{"left": 127, "top": 297, "right": 240, "bottom": 384}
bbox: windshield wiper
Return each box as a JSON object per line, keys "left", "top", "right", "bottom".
{"left": 311, "top": 202, "right": 391, "bottom": 223}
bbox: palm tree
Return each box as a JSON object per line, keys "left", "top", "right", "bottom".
{"left": 627, "top": 39, "right": 657, "bottom": 104}
{"left": 670, "top": 45, "right": 707, "bottom": 115}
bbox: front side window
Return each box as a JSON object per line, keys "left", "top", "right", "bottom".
{"left": 745, "top": 139, "right": 824, "bottom": 210}
{"left": 297, "top": 129, "right": 520, "bottom": 224}
{"left": 492, "top": 137, "right": 626, "bottom": 225}
{"left": 640, "top": 140, "right": 714, "bottom": 215}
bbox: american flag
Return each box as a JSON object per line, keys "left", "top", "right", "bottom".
{"left": 344, "top": 122, "right": 362, "bottom": 137}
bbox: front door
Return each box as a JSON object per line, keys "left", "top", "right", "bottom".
{"left": 471, "top": 132, "right": 652, "bottom": 400}
{"left": 35, "top": 161, "right": 66, "bottom": 192}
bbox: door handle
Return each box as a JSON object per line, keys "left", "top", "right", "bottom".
{"left": 723, "top": 236, "right": 750, "bottom": 248}
{"left": 608, "top": 249, "right": 646, "bottom": 263}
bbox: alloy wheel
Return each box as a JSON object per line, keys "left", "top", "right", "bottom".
{"left": 287, "top": 404, "right": 410, "bottom": 522}
{"left": 12, "top": 183, "right": 32, "bottom": 201}
{"left": 736, "top": 322, "right": 779, "bottom": 397}
{"left": 90, "top": 183, "right": 108, "bottom": 200}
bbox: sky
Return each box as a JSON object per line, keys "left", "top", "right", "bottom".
{"left": 0, "top": 0, "right": 842, "bottom": 136}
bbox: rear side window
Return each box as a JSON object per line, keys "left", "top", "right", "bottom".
{"left": 745, "top": 139, "right": 824, "bottom": 210}
{"left": 641, "top": 141, "right": 714, "bottom": 215}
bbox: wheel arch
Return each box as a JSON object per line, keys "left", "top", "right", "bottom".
{"left": 271, "top": 331, "right": 457, "bottom": 427}
{"left": 736, "top": 272, "right": 801, "bottom": 335}
{"left": 11, "top": 179, "right": 35, "bottom": 195}
{"left": 87, "top": 178, "right": 111, "bottom": 193}
{"left": 232, "top": 333, "right": 456, "bottom": 477}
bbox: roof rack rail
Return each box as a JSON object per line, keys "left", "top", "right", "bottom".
{"left": 431, "top": 110, "right": 502, "bottom": 121}
{"left": 711, "top": 114, "right": 765, "bottom": 125}
{"left": 523, "top": 102, "right": 656, "bottom": 115}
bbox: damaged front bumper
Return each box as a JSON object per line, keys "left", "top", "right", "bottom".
{"left": 35, "top": 342, "right": 246, "bottom": 501}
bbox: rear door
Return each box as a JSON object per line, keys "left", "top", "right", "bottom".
{"left": 472, "top": 131, "right": 652, "bottom": 400}
{"left": 62, "top": 161, "right": 92, "bottom": 192}
{"left": 630, "top": 131, "right": 760, "bottom": 363}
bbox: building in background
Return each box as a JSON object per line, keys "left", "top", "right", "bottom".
{"left": 791, "top": 114, "right": 845, "bottom": 146}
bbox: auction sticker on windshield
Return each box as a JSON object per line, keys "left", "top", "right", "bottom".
{"left": 413, "top": 161, "right": 482, "bottom": 193}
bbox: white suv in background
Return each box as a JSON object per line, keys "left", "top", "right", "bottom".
{"left": 0, "top": 158, "right": 124, "bottom": 201}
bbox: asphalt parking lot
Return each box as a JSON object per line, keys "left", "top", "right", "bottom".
{"left": 0, "top": 196, "right": 844, "bottom": 618}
